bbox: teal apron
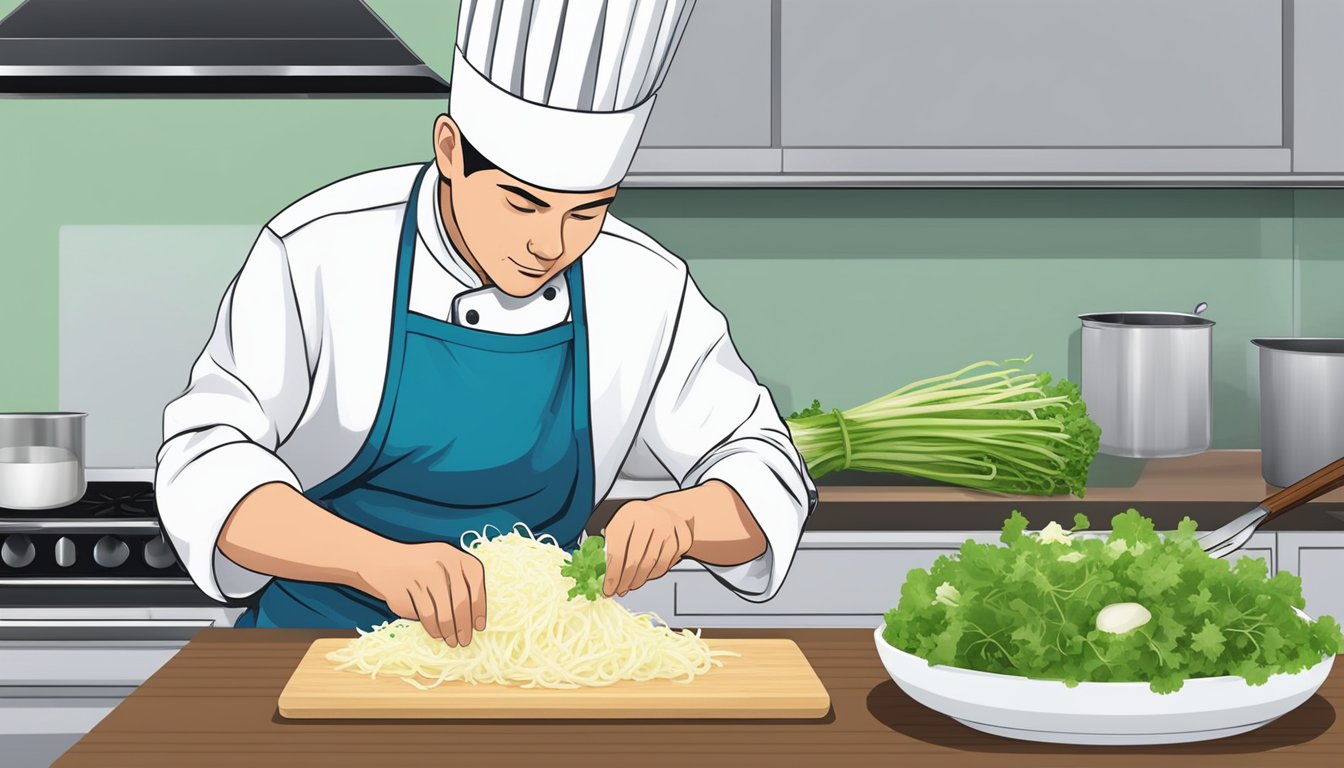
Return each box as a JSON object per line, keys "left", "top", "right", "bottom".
{"left": 236, "top": 165, "right": 595, "bottom": 629}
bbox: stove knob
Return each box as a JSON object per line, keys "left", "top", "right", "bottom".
{"left": 93, "top": 536, "right": 130, "bottom": 568}
{"left": 54, "top": 536, "right": 76, "bottom": 568}
{"left": 1, "top": 534, "right": 35, "bottom": 568}
{"left": 143, "top": 535, "right": 176, "bottom": 569}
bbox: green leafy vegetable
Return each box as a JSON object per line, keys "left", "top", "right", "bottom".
{"left": 882, "top": 510, "right": 1344, "bottom": 693}
{"left": 560, "top": 535, "right": 607, "bottom": 601}
{"left": 786, "top": 358, "right": 1101, "bottom": 497}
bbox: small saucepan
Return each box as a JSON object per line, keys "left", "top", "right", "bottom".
{"left": 0, "top": 412, "right": 87, "bottom": 510}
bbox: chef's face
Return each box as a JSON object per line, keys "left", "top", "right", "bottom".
{"left": 434, "top": 116, "right": 617, "bottom": 298}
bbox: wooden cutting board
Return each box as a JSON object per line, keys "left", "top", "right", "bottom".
{"left": 278, "top": 638, "right": 831, "bottom": 719}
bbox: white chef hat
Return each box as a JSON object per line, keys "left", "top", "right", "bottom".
{"left": 449, "top": 0, "right": 697, "bottom": 192}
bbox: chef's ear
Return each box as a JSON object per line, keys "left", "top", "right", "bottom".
{"left": 433, "top": 115, "right": 463, "bottom": 180}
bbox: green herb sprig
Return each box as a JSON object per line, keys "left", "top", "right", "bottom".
{"left": 561, "top": 535, "right": 607, "bottom": 601}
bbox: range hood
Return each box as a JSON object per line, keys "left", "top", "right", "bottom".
{"left": 0, "top": 0, "right": 451, "bottom": 97}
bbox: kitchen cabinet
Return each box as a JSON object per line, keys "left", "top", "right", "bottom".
{"left": 0, "top": 605, "right": 244, "bottom": 768}
{"left": 1277, "top": 531, "right": 1344, "bottom": 622}
{"left": 781, "top": 0, "right": 1286, "bottom": 175}
{"left": 1, "top": 734, "right": 89, "bottom": 768}
{"left": 1292, "top": 0, "right": 1344, "bottom": 172}
{"left": 624, "top": 0, "right": 1344, "bottom": 186}
{"left": 616, "top": 530, "right": 1279, "bottom": 628}
{"left": 627, "top": 0, "right": 779, "bottom": 176}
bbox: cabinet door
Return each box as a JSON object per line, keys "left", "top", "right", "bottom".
{"left": 668, "top": 532, "right": 1002, "bottom": 628}
{"left": 629, "top": 0, "right": 780, "bottom": 174}
{"left": 1293, "top": 0, "right": 1344, "bottom": 171}
{"left": 781, "top": 0, "right": 1288, "bottom": 174}
{"left": 1224, "top": 532, "right": 1278, "bottom": 573}
{"left": 1277, "top": 532, "right": 1344, "bottom": 622}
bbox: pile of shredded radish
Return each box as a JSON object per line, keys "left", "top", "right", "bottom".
{"left": 325, "top": 524, "right": 731, "bottom": 689}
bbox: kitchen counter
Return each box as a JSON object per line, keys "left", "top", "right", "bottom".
{"left": 593, "top": 451, "right": 1344, "bottom": 532}
{"left": 53, "top": 629, "right": 1344, "bottom": 767}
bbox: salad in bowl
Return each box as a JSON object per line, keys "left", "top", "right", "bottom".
{"left": 877, "top": 510, "right": 1343, "bottom": 744}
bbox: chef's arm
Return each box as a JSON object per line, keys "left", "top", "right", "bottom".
{"left": 649, "top": 480, "right": 766, "bottom": 566}
{"left": 218, "top": 483, "right": 487, "bottom": 645}
{"left": 216, "top": 482, "right": 396, "bottom": 593}
{"left": 629, "top": 273, "right": 816, "bottom": 601}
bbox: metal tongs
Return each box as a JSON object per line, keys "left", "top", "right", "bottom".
{"left": 1198, "top": 455, "right": 1344, "bottom": 559}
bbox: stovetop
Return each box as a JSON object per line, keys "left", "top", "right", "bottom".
{"left": 2, "top": 481, "right": 159, "bottom": 519}
{"left": 1, "top": 481, "right": 189, "bottom": 584}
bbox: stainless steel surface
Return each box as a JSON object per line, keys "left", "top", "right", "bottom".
{"left": 1254, "top": 338, "right": 1344, "bottom": 487}
{"left": 52, "top": 537, "right": 75, "bottom": 568}
{"left": 0, "top": 519, "right": 162, "bottom": 532}
{"left": 60, "top": 225, "right": 260, "bottom": 468}
{"left": 83, "top": 469, "right": 153, "bottom": 483}
{"left": 0, "top": 64, "right": 440, "bottom": 77}
{"left": 1, "top": 534, "right": 35, "bottom": 568}
{"left": 1198, "top": 504, "right": 1271, "bottom": 559}
{"left": 142, "top": 535, "right": 175, "bottom": 570}
{"left": 0, "top": 619, "right": 214, "bottom": 642}
{"left": 92, "top": 536, "right": 129, "bottom": 568}
{"left": 0, "top": 0, "right": 452, "bottom": 97}
{"left": 0, "top": 412, "right": 86, "bottom": 510}
{"left": 1080, "top": 311, "right": 1214, "bottom": 458}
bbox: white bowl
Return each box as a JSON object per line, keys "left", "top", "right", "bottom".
{"left": 874, "top": 614, "right": 1334, "bottom": 745}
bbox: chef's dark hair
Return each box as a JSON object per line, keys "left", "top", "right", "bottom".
{"left": 459, "top": 133, "right": 499, "bottom": 177}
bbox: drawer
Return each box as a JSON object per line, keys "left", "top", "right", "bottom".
{"left": 1278, "top": 532, "right": 1344, "bottom": 622}
{"left": 672, "top": 532, "right": 1002, "bottom": 624}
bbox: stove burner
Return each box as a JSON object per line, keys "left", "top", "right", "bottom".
{"left": 71, "top": 488, "right": 157, "bottom": 519}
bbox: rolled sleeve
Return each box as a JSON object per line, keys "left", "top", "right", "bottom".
{"left": 689, "top": 451, "right": 814, "bottom": 601}
{"left": 154, "top": 227, "right": 312, "bottom": 603}
{"left": 156, "top": 428, "right": 302, "bottom": 601}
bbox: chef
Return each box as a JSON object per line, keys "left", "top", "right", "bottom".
{"left": 155, "top": 0, "right": 816, "bottom": 646}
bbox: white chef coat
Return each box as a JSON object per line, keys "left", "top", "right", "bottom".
{"left": 155, "top": 161, "right": 817, "bottom": 606}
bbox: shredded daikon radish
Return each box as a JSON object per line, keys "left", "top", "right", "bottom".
{"left": 325, "top": 523, "right": 732, "bottom": 689}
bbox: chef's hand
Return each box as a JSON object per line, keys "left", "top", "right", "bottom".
{"left": 602, "top": 498, "right": 694, "bottom": 598}
{"left": 357, "top": 541, "right": 486, "bottom": 647}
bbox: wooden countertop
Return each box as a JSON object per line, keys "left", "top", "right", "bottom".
{"left": 54, "top": 629, "right": 1344, "bottom": 768}
{"left": 591, "top": 451, "right": 1344, "bottom": 532}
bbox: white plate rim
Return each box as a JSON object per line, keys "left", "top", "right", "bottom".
{"left": 873, "top": 607, "right": 1332, "bottom": 689}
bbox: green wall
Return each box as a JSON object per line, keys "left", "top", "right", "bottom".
{"left": 3, "top": 0, "right": 1343, "bottom": 449}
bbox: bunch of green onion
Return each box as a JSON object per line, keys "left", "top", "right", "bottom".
{"left": 785, "top": 358, "right": 1101, "bottom": 497}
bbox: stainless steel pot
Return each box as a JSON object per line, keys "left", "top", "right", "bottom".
{"left": 1079, "top": 311, "right": 1213, "bottom": 458}
{"left": 1252, "top": 338, "right": 1344, "bottom": 487}
{"left": 0, "top": 412, "right": 87, "bottom": 510}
